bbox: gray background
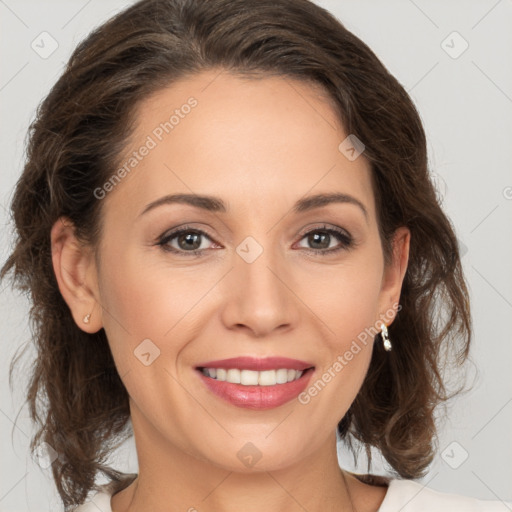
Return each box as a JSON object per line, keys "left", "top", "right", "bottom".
{"left": 1, "top": 0, "right": 511, "bottom": 510}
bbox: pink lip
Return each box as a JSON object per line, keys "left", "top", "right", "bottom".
{"left": 196, "top": 367, "right": 315, "bottom": 410}
{"left": 195, "top": 356, "right": 314, "bottom": 371}
{"left": 194, "top": 356, "right": 315, "bottom": 410}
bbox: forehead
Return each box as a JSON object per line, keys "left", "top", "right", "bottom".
{"left": 106, "top": 70, "right": 375, "bottom": 220}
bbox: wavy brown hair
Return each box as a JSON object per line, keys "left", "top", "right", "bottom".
{"left": 1, "top": 0, "right": 472, "bottom": 508}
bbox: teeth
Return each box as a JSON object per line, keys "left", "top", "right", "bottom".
{"left": 226, "top": 368, "right": 241, "bottom": 384}
{"left": 200, "top": 367, "right": 305, "bottom": 385}
{"left": 241, "top": 370, "right": 259, "bottom": 385}
{"left": 276, "top": 368, "right": 288, "bottom": 384}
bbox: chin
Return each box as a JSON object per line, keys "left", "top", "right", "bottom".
{"left": 195, "top": 436, "right": 310, "bottom": 474}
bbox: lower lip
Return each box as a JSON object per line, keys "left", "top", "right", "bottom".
{"left": 196, "top": 368, "right": 315, "bottom": 410}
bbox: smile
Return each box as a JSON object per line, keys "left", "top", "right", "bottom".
{"left": 195, "top": 366, "right": 315, "bottom": 410}
{"left": 199, "top": 367, "right": 305, "bottom": 386}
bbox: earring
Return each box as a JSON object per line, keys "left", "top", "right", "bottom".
{"left": 381, "top": 322, "right": 392, "bottom": 352}
{"left": 83, "top": 313, "right": 91, "bottom": 324}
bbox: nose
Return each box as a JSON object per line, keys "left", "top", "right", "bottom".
{"left": 220, "top": 243, "right": 300, "bottom": 338}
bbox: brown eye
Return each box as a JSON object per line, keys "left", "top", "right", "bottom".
{"left": 176, "top": 232, "right": 203, "bottom": 251}
{"left": 307, "top": 232, "right": 331, "bottom": 250}
{"left": 296, "top": 225, "right": 353, "bottom": 255}
{"left": 157, "top": 227, "right": 216, "bottom": 255}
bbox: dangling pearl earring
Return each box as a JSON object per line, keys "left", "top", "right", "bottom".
{"left": 381, "top": 322, "right": 392, "bottom": 352}
{"left": 83, "top": 313, "right": 91, "bottom": 324}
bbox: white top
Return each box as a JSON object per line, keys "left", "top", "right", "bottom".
{"left": 74, "top": 477, "right": 512, "bottom": 511}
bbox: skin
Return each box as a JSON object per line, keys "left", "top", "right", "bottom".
{"left": 51, "top": 70, "right": 410, "bottom": 512}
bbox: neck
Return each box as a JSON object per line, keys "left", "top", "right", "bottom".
{"left": 112, "top": 407, "right": 357, "bottom": 512}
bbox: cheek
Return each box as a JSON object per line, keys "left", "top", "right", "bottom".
{"left": 95, "top": 247, "right": 174, "bottom": 375}
{"left": 305, "top": 281, "right": 380, "bottom": 427}
{"left": 97, "top": 246, "right": 222, "bottom": 374}
{"left": 310, "top": 243, "right": 383, "bottom": 392}
{"left": 95, "top": 253, "right": 189, "bottom": 414}
{"left": 318, "top": 253, "right": 384, "bottom": 342}
{"left": 98, "top": 246, "right": 193, "bottom": 335}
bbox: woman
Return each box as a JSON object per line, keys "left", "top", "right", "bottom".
{"left": 1, "top": 0, "right": 509, "bottom": 511}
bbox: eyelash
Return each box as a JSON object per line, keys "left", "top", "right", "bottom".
{"left": 156, "top": 224, "right": 354, "bottom": 257}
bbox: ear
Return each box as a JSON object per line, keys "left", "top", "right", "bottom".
{"left": 50, "top": 216, "right": 103, "bottom": 333}
{"left": 377, "top": 226, "right": 410, "bottom": 326}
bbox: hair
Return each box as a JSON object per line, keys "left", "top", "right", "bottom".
{"left": 1, "top": 0, "right": 472, "bottom": 508}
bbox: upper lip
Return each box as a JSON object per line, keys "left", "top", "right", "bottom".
{"left": 195, "top": 356, "right": 314, "bottom": 371}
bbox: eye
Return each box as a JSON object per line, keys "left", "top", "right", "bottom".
{"left": 156, "top": 226, "right": 217, "bottom": 256}
{"left": 295, "top": 225, "right": 353, "bottom": 255}
{"left": 156, "top": 224, "right": 354, "bottom": 257}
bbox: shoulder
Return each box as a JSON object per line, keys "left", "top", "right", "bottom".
{"left": 380, "top": 478, "right": 512, "bottom": 512}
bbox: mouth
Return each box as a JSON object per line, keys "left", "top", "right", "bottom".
{"left": 194, "top": 357, "right": 315, "bottom": 410}
{"left": 196, "top": 366, "right": 314, "bottom": 386}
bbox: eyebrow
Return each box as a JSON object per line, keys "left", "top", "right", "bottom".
{"left": 139, "top": 192, "right": 368, "bottom": 220}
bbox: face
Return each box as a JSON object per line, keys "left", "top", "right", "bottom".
{"left": 58, "top": 70, "right": 408, "bottom": 474}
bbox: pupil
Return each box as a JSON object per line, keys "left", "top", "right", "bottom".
{"left": 180, "top": 233, "right": 200, "bottom": 250}
{"left": 310, "top": 232, "right": 329, "bottom": 249}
